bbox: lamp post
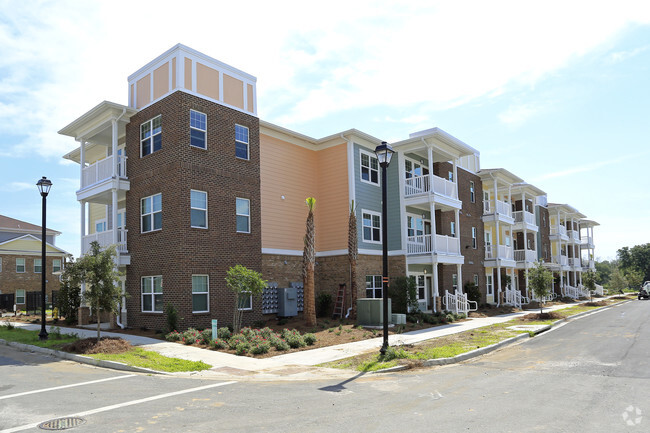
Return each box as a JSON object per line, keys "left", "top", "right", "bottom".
{"left": 375, "top": 141, "right": 394, "bottom": 355}
{"left": 36, "top": 176, "right": 52, "bottom": 341}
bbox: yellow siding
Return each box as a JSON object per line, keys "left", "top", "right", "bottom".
{"left": 196, "top": 62, "right": 220, "bottom": 100}
{"left": 88, "top": 203, "right": 106, "bottom": 234}
{"left": 136, "top": 74, "right": 151, "bottom": 109}
{"left": 153, "top": 63, "right": 169, "bottom": 100}
{"left": 223, "top": 74, "right": 244, "bottom": 109}
{"left": 315, "top": 143, "right": 349, "bottom": 251}
{"left": 1, "top": 238, "right": 65, "bottom": 255}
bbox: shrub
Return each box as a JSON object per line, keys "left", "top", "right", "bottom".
{"left": 379, "top": 346, "right": 409, "bottom": 362}
{"left": 389, "top": 276, "right": 419, "bottom": 314}
{"left": 165, "top": 330, "right": 182, "bottom": 342}
{"left": 445, "top": 313, "right": 455, "bottom": 323}
{"left": 198, "top": 328, "right": 213, "bottom": 345}
{"left": 248, "top": 335, "right": 271, "bottom": 355}
{"left": 316, "top": 292, "right": 333, "bottom": 317}
{"left": 235, "top": 342, "right": 249, "bottom": 356}
{"left": 303, "top": 333, "right": 317, "bottom": 346}
{"left": 464, "top": 282, "right": 481, "bottom": 305}
{"left": 164, "top": 303, "right": 179, "bottom": 334}
{"left": 182, "top": 328, "right": 199, "bottom": 345}
{"left": 217, "top": 327, "right": 232, "bottom": 341}
{"left": 282, "top": 329, "right": 306, "bottom": 348}
{"left": 209, "top": 338, "right": 228, "bottom": 350}
{"left": 228, "top": 333, "right": 248, "bottom": 350}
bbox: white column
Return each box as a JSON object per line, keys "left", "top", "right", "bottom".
{"left": 112, "top": 189, "right": 118, "bottom": 246}
{"left": 456, "top": 263, "right": 463, "bottom": 294}
{"left": 430, "top": 202, "right": 437, "bottom": 254}
{"left": 493, "top": 178, "right": 498, "bottom": 213}
{"left": 433, "top": 265, "right": 439, "bottom": 313}
{"left": 112, "top": 119, "right": 118, "bottom": 178}
{"left": 79, "top": 140, "right": 85, "bottom": 188}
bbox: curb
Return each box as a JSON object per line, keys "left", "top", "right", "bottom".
{"left": 373, "top": 301, "right": 626, "bottom": 373}
{"left": 0, "top": 338, "right": 166, "bottom": 375}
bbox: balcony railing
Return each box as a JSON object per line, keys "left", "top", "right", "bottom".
{"left": 514, "top": 249, "right": 537, "bottom": 262}
{"left": 407, "top": 234, "right": 460, "bottom": 256}
{"left": 552, "top": 255, "right": 568, "bottom": 266}
{"left": 484, "top": 199, "right": 512, "bottom": 217}
{"left": 81, "top": 155, "right": 127, "bottom": 189}
{"left": 404, "top": 174, "right": 457, "bottom": 200}
{"left": 568, "top": 258, "right": 581, "bottom": 267}
{"left": 485, "top": 244, "right": 513, "bottom": 260}
{"left": 582, "top": 259, "right": 595, "bottom": 269}
{"left": 82, "top": 228, "right": 128, "bottom": 255}
{"left": 513, "top": 210, "right": 536, "bottom": 226}
{"left": 550, "top": 225, "right": 567, "bottom": 237}
{"left": 581, "top": 235, "right": 594, "bottom": 246}
{"left": 567, "top": 230, "right": 580, "bottom": 242}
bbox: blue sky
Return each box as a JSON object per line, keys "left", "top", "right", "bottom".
{"left": 1, "top": 0, "right": 649, "bottom": 260}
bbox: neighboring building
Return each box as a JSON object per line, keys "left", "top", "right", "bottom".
{"left": 59, "top": 44, "right": 599, "bottom": 329}
{"left": 0, "top": 215, "right": 70, "bottom": 311}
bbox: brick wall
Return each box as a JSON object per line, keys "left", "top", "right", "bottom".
{"left": 124, "top": 91, "right": 262, "bottom": 331}
{"left": 0, "top": 255, "right": 63, "bottom": 304}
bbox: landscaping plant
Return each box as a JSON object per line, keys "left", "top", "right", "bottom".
{"left": 225, "top": 265, "right": 267, "bottom": 334}
{"left": 302, "top": 197, "right": 317, "bottom": 326}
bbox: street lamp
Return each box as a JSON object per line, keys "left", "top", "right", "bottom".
{"left": 36, "top": 176, "right": 52, "bottom": 341}
{"left": 374, "top": 141, "right": 394, "bottom": 355}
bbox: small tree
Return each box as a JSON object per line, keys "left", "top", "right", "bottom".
{"left": 348, "top": 200, "right": 358, "bottom": 319}
{"left": 582, "top": 270, "right": 597, "bottom": 301}
{"left": 57, "top": 259, "right": 82, "bottom": 325}
{"left": 609, "top": 268, "right": 628, "bottom": 294}
{"left": 302, "top": 197, "right": 317, "bottom": 326}
{"left": 389, "top": 276, "right": 418, "bottom": 314}
{"left": 225, "top": 265, "right": 267, "bottom": 334}
{"left": 527, "top": 261, "right": 553, "bottom": 314}
{"left": 72, "top": 241, "right": 123, "bottom": 340}
{"left": 624, "top": 268, "right": 644, "bottom": 291}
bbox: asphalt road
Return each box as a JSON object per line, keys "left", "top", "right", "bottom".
{"left": 1, "top": 299, "right": 647, "bottom": 432}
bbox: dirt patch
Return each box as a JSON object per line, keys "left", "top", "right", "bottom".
{"left": 62, "top": 337, "right": 133, "bottom": 355}
{"left": 583, "top": 301, "right": 608, "bottom": 307}
{"left": 520, "top": 311, "right": 564, "bottom": 321}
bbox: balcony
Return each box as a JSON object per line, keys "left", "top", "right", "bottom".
{"left": 513, "top": 210, "right": 537, "bottom": 231}
{"left": 550, "top": 225, "right": 568, "bottom": 240}
{"left": 567, "top": 230, "right": 580, "bottom": 243}
{"left": 551, "top": 255, "right": 568, "bottom": 267}
{"left": 404, "top": 174, "right": 460, "bottom": 208}
{"left": 581, "top": 235, "right": 595, "bottom": 248}
{"left": 582, "top": 259, "right": 595, "bottom": 270}
{"left": 568, "top": 257, "right": 581, "bottom": 268}
{"left": 484, "top": 199, "right": 511, "bottom": 217}
{"left": 514, "top": 249, "right": 537, "bottom": 263}
{"left": 82, "top": 228, "right": 129, "bottom": 265}
{"left": 77, "top": 155, "right": 129, "bottom": 202}
{"left": 485, "top": 244, "right": 513, "bottom": 261}
{"left": 407, "top": 234, "right": 461, "bottom": 256}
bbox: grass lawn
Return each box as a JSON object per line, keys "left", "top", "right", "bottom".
{"left": 0, "top": 326, "right": 78, "bottom": 349}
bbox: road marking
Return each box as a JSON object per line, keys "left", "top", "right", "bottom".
{"left": 0, "top": 374, "right": 136, "bottom": 400}
{"left": 0, "top": 381, "right": 236, "bottom": 433}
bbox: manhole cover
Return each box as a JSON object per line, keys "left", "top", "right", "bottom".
{"left": 38, "top": 417, "right": 86, "bottom": 430}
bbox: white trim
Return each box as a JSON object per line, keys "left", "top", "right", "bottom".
{"left": 235, "top": 124, "right": 250, "bottom": 161}
{"left": 236, "top": 197, "right": 251, "bottom": 233}
{"left": 260, "top": 248, "right": 407, "bottom": 257}
{"left": 189, "top": 109, "right": 207, "bottom": 150}
{"left": 141, "top": 275, "right": 163, "bottom": 313}
{"left": 190, "top": 189, "right": 208, "bottom": 229}
{"left": 361, "top": 209, "right": 382, "bottom": 244}
{"left": 141, "top": 193, "right": 162, "bottom": 233}
{"left": 191, "top": 274, "right": 209, "bottom": 313}
{"left": 34, "top": 258, "right": 42, "bottom": 274}
{"left": 237, "top": 291, "right": 253, "bottom": 311}
{"left": 359, "top": 148, "right": 380, "bottom": 187}
{"left": 0, "top": 234, "right": 71, "bottom": 256}
{"left": 15, "top": 258, "right": 25, "bottom": 273}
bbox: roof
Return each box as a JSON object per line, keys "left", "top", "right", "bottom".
{"left": 0, "top": 215, "right": 60, "bottom": 237}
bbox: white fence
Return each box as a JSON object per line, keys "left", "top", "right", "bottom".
{"left": 82, "top": 155, "right": 127, "bottom": 189}
{"left": 485, "top": 244, "right": 513, "bottom": 260}
{"left": 503, "top": 288, "right": 529, "bottom": 309}
{"left": 442, "top": 291, "right": 477, "bottom": 315}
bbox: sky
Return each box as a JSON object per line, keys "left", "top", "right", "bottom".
{"left": 1, "top": 0, "right": 649, "bottom": 261}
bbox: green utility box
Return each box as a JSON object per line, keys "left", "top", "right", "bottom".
{"left": 357, "top": 298, "right": 392, "bottom": 326}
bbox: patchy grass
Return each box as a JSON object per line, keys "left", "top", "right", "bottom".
{"left": 0, "top": 326, "right": 78, "bottom": 349}
{"left": 87, "top": 348, "right": 212, "bottom": 372}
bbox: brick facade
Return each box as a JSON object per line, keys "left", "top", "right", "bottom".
{"left": 0, "top": 255, "right": 63, "bottom": 305}
{"left": 124, "top": 91, "right": 262, "bottom": 331}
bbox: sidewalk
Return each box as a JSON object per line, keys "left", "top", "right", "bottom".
{"left": 4, "top": 300, "right": 610, "bottom": 381}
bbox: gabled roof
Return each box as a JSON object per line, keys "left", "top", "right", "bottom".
{"left": 0, "top": 234, "right": 71, "bottom": 256}
{"left": 0, "top": 215, "right": 60, "bottom": 237}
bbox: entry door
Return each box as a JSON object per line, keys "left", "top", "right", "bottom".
{"left": 486, "top": 274, "right": 494, "bottom": 304}
{"left": 485, "top": 231, "right": 492, "bottom": 258}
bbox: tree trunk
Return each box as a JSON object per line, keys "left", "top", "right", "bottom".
{"left": 96, "top": 300, "right": 101, "bottom": 341}
{"left": 348, "top": 201, "right": 358, "bottom": 320}
{"left": 303, "top": 198, "right": 317, "bottom": 327}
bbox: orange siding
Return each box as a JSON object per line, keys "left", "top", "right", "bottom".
{"left": 153, "top": 63, "right": 169, "bottom": 100}
{"left": 184, "top": 57, "right": 192, "bottom": 90}
{"left": 223, "top": 74, "right": 244, "bottom": 109}
{"left": 171, "top": 57, "right": 177, "bottom": 90}
{"left": 315, "top": 143, "right": 349, "bottom": 251}
{"left": 136, "top": 74, "right": 151, "bottom": 108}
{"left": 196, "top": 62, "right": 220, "bottom": 100}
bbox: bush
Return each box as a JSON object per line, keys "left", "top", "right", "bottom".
{"left": 165, "top": 330, "right": 182, "bottom": 342}
{"left": 379, "top": 346, "right": 409, "bottom": 362}
{"left": 198, "top": 328, "right": 213, "bottom": 345}
{"left": 269, "top": 334, "right": 289, "bottom": 351}
{"left": 389, "top": 276, "right": 419, "bottom": 314}
{"left": 464, "top": 282, "right": 481, "bottom": 305}
{"left": 56, "top": 278, "right": 80, "bottom": 325}
{"left": 445, "top": 313, "right": 455, "bottom": 323}
{"left": 282, "top": 329, "right": 306, "bottom": 348}
{"left": 209, "top": 338, "right": 228, "bottom": 350}
{"left": 303, "top": 333, "right": 317, "bottom": 346}
{"left": 248, "top": 335, "right": 271, "bottom": 355}
{"left": 235, "top": 342, "right": 249, "bottom": 356}
{"left": 182, "top": 328, "right": 199, "bottom": 345}
{"left": 228, "top": 333, "right": 248, "bottom": 350}
{"left": 316, "top": 292, "right": 333, "bottom": 317}
{"left": 217, "top": 327, "right": 232, "bottom": 340}
{"left": 164, "top": 303, "right": 179, "bottom": 334}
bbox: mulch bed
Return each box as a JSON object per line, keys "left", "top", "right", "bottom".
{"left": 520, "top": 311, "right": 564, "bottom": 321}
{"left": 62, "top": 337, "right": 132, "bottom": 355}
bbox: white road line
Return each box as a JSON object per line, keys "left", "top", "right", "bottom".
{"left": 0, "top": 380, "right": 237, "bottom": 433}
{"left": 0, "top": 375, "right": 136, "bottom": 400}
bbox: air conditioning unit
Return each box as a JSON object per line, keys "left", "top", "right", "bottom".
{"left": 357, "top": 298, "right": 392, "bottom": 326}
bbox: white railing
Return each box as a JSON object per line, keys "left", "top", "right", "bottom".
{"left": 562, "top": 285, "right": 586, "bottom": 299}
{"left": 514, "top": 249, "right": 537, "bottom": 262}
{"left": 81, "top": 155, "right": 127, "bottom": 189}
{"left": 82, "top": 228, "right": 128, "bottom": 254}
{"left": 582, "top": 259, "right": 595, "bottom": 269}
{"left": 594, "top": 284, "right": 607, "bottom": 296}
{"left": 552, "top": 255, "right": 568, "bottom": 266}
{"left": 581, "top": 235, "right": 594, "bottom": 246}
{"left": 567, "top": 230, "right": 580, "bottom": 242}
{"left": 442, "top": 291, "right": 477, "bottom": 315}
{"left": 513, "top": 210, "right": 536, "bottom": 226}
{"left": 568, "top": 258, "right": 581, "bottom": 267}
{"left": 551, "top": 225, "right": 567, "bottom": 237}
{"left": 485, "top": 244, "right": 513, "bottom": 260}
{"left": 404, "top": 174, "right": 457, "bottom": 200}
{"left": 503, "top": 288, "right": 529, "bottom": 309}
{"left": 530, "top": 291, "right": 556, "bottom": 303}
{"left": 407, "top": 234, "right": 460, "bottom": 256}
{"left": 484, "top": 199, "right": 511, "bottom": 217}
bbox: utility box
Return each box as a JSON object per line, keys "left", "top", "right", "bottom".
{"left": 391, "top": 313, "right": 406, "bottom": 325}
{"left": 278, "top": 287, "right": 298, "bottom": 317}
{"left": 357, "top": 298, "right": 392, "bottom": 326}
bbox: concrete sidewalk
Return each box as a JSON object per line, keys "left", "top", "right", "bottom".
{"left": 4, "top": 300, "right": 609, "bottom": 380}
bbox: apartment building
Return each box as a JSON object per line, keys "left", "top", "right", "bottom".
{"left": 60, "top": 44, "right": 598, "bottom": 329}
{"left": 0, "top": 215, "right": 70, "bottom": 310}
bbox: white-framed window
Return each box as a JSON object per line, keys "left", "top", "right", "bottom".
{"left": 235, "top": 124, "right": 249, "bottom": 160}
{"left": 405, "top": 158, "right": 427, "bottom": 179}
{"left": 190, "top": 190, "right": 208, "bottom": 229}
{"left": 450, "top": 221, "right": 456, "bottom": 237}
{"left": 16, "top": 258, "right": 25, "bottom": 273}
{"left": 141, "top": 193, "right": 162, "bottom": 233}
{"left": 141, "top": 275, "right": 163, "bottom": 312}
{"left": 237, "top": 292, "right": 252, "bottom": 310}
{"left": 452, "top": 274, "right": 458, "bottom": 291}
{"left": 190, "top": 110, "right": 207, "bottom": 149}
{"left": 366, "top": 275, "right": 383, "bottom": 298}
{"left": 362, "top": 210, "right": 381, "bottom": 243}
{"left": 16, "top": 289, "right": 25, "bottom": 304}
{"left": 470, "top": 181, "right": 475, "bottom": 203}
{"left": 141, "top": 115, "right": 162, "bottom": 157}
{"left": 407, "top": 215, "right": 425, "bottom": 238}
{"left": 486, "top": 275, "right": 493, "bottom": 295}
{"left": 95, "top": 219, "right": 107, "bottom": 233}
{"left": 236, "top": 198, "right": 250, "bottom": 233}
{"left": 473, "top": 274, "right": 479, "bottom": 287}
{"left": 472, "top": 227, "right": 477, "bottom": 249}
{"left": 192, "top": 275, "right": 209, "bottom": 313}
{"left": 360, "top": 150, "right": 379, "bottom": 185}
{"left": 52, "top": 259, "right": 61, "bottom": 273}
{"left": 34, "top": 259, "right": 42, "bottom": 273}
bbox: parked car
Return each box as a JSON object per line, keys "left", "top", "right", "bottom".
{"left": 639, "top": 282, "right": 650, "bottom": 300}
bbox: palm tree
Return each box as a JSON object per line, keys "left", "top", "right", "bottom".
{"left": 348, "top": 200, "right": 358, "bottom": 319}
{"left": 303, "top": 197, "right": 317, "bottom": 326}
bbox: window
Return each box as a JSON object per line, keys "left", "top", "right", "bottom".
{"left": 452, "top": 274, "right": 458, "bottom": 291}
{"left": 360, "top": 151, "right": 379, "bottom": 185}
{"left": 238, "top": 292, "right": 252, "bottom": 310}
{"left": 362, "top": 210, "right": 381, "bottom": 243}
{"left": 16, "top": 258, "right": 25, "bottom": 273}
{"left": 486, "top": 275, "right": 493, "bottom": 295}
{"left": 366, "top": 275, "right": 383, "bottom": 298}
{"left": 235, "top": 124, "right": 249, "bottom": 159}
{"left": 141, "top": 116, "right": 162, "bottom": 157}
{"left": 416, "top": 275, "right": 425, "bottom": 300}
{"left": 472, "top": 227, "right": 477, "bottom": 249}
{"left": 52, "top": 259, "right": 61, "bottom": 273}
{"left": 191, "top": 190, "right": 207, "bottom": 228}
{"left": 527, "top": 238, "right": 532, "bottom": 249}
{"left": 450, "top": 221, "right": 456, "bottom": 237}
{"left": 407, "top": 215, "right": 425, "bottom": 238}
{"left": 141, "top": 276, "right": 163, "bottom": 312}
{"left": 405, "top": 159, "right": 427, "bottom": 179}
{"left": 16, "top": 289, "right": 25, "bottom": 304}
{"left": 95, "top": 219, "right": 106, "bottom": 233}
{"left": 34, "top": 259, "right": 42, "bottom": 273}
{"left": 141, "top": 193, "right": 162, "bottom": 233}
{"left": 448, "top": 171, "right": 454, "bottom": 182}
{"left": 474, "top": 274, "right": 479, "bottom": 287}
{"left": 190, "top": 110, "right": 207, "bottom": 149}
{"left": 236, "top": 198, "right": 250, "bottom": 233}
{"left": 470, "top": 181, "right": 475, "bottom": 203}
{"left": 192, "top": 275, "right": 209, "bottom": 313}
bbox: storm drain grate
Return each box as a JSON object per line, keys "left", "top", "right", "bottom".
{"left": 38, "top": 417, "right": 86, "bottom": 430}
